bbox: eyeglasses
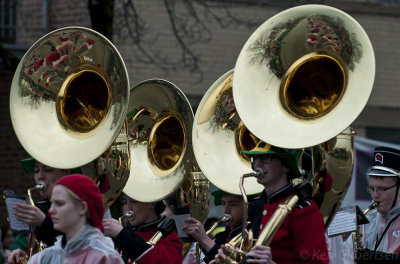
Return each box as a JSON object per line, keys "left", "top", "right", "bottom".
{"left": 366, "top": 183, "right": 398, "bottom": 194}
{"left": 253, "top": 154, "right": 275, "bottom": 164}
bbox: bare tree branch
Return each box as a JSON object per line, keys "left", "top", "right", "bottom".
{"left": 113, "top": 0, "right": 327, "bottom": 81}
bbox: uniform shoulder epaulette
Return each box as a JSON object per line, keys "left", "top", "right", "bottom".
{"left": 295, "top": 199, "right": 312, "bottom": 209}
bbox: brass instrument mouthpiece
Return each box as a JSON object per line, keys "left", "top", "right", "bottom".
{"left": 372, "top": 201, "right": 380, "bottom": 208}
{"left": 118, "top": 210, "right": 134, "bottom": 224}
{"left": 29, "top": 181, "right": 47, "bottom": 192}
{"left": 243, "top": 168, "right": 264, "bottom": 178}
{"left": 221, "top": 214, "right": 232, "bottom": 223}
{"left": 124, "top": 210, "right": 134, "bottom": 218}
{"left": 363, "top": 202, "right": 379, "bottom": 215}
{"left": 36, "top": 181, "right": 47, "bottom": 192}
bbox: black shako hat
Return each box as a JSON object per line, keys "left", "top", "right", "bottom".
{"left": 368, "top": 146, "right": 400, "bottom": 177}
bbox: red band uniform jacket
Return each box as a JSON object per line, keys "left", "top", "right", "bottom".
{"left": 248, "top": 184, "right": 329, "bottom": 264}
{"left": 114, "top": 217, "right": 183, "bottom": 264}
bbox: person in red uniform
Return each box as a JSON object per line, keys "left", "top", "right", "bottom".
{"left": 183, "top": 190, "right": 247, "bottom": 263}
{"left": 211, "top": 142, "right": 329, "bottom": 264}
{"left": 103, "top": 193, "right": 182, "bottom": 264}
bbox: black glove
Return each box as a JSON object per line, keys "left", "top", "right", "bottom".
{"left": 156, "top": 217, "right": 176, "bottom": 237}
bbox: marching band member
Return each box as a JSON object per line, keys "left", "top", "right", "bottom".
{"left": 9, "top": 158, "right": 72, "bottom": 261}
{"left": 211, "top": 142, "right": 329, "bottom": 264}
{"left": 183, "top": 190, "right": 247, "bottom": 264}
{"left": 357, "top": 146, "right": 400, "bottom": 263}
{"left": 10, "top": 174, "right": 123, "bottom": 264}
{"left": 102, "top": 194, "right": 182, "bottom": 264}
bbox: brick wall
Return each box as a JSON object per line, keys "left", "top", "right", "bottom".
{"left": 0, "top": 63, "right": 30, "bottom": 225}
{"left": 16, "top": 0, "right": 91, "bottom": 46}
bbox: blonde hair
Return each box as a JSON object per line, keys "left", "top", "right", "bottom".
{"left": 62, "top": 186, "right": 91, "bottom": 220}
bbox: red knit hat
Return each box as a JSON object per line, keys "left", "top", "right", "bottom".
{"left": 55, "top": 174, "right": 104, "bottom": 232}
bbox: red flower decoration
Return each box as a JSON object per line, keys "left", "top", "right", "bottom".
{"left": 53, "top": 55, "right": 69, "bottom": 68}
{"left": 45, "top": 52, "right": 60, "bottom": 64}
{"left": 87, "top": 39, "right": 95, "bottom": 45}
{"left": 34, "top": 59, "right": 44, "bottom": 70}
{"left": 57, "top": 42, "right": 73, "bottom": 53}
{"left": 80, "top": 43, "right": 89, "bottom": 52}
{"left": 59, "top": 36, "right": 69, "bottom": 42}
{"left": 308, "top": 34, "right": 318, "bottom": 41}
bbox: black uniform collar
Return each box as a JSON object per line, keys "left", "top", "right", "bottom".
{"left": 262, "top": 184, "right": 293, "bottom": 204}
{"left": 37, "top": 198, "right": 50, "bottom": 205}
{"left": 134, "top": 217, "right": 163, "bottom": 232}
{"left": 227, "top": 225, "right": 242, "bottom": 239}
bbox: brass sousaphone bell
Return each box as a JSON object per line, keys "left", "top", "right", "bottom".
{"left": 122, "top": 79, "right": 195, "bottom": 202}
{"left": 232, "top": 4, "right": 375, "bottom": 226}
{"left": 10, "top": 27, "right": 130, "bottom": 169}
{"left": 233, "top": 5, "right": 375, "bottom": 150}
{"left": 193, "top": 69, "right": 264, "bottom": 196}
{"left": 9, "top": 27, "right": 130, "bottom": 210}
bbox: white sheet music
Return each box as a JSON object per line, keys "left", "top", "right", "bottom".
{"left": 5, "top": 197, "right": 30, "bottom": 231}
{"left": 103, "top": 209, "right": 112, "bottom": 219}
{"left": 173, "top": 213, "right": 191, "bottom": 238}
{"left": 327, "top": 206, "right": 357, "bottom": 237}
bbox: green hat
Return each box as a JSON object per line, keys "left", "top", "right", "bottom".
{"left": 21, "top": 158, "right": 35, "bottom": 174}
{"left": 242, "top": 142, "right": 303, "bottom": 179}
{"left": 20, "top": 157, "right": 82, "bottom": 174}
{"left": 211, "top": 189, "right": 258, "bottom": 206}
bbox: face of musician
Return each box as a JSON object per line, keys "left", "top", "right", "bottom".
{"left": 221, "top": 194, "right": 243, "bottom": 228}
{"left": 122, "top": 195, "right": 158, "bottom": 227}
{"left": 160, "top": 199, "right": 174, "bottom": 219}
{"left": 253, "top": 154, "right": 290, "bottom": 192}
{"left": 49, "top": 185, "right": 88, "bottom": 240}
{"left": 369, "top": 176, "right": 400, "bottom": 214}
{"left": 34, "top": 161, "right": 70, "bottom": 199}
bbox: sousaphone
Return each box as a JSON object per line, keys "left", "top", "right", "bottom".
{"left": 10, "top": 27, "right": 129, "bottom": 169}
{"left": 228, "top": 4, "right": 375, "bottom": 255}
{"left": 123, "top": 79, "right": 195, "bottom": 202}
{"left": 233, "top": 5, "right": 375, "bottom": 149}
{"left": 193, "top": 69, "right": 264, "bottom": 195}
{"left": 9, "top": 27, "right": 130, "bottom": 214}
{"left": 219, "top": 5, "right": 375, "bottom": 263}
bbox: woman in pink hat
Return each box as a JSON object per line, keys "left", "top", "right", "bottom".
{"left": 9, "top": 174, "right": 123, "bottom": 264}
